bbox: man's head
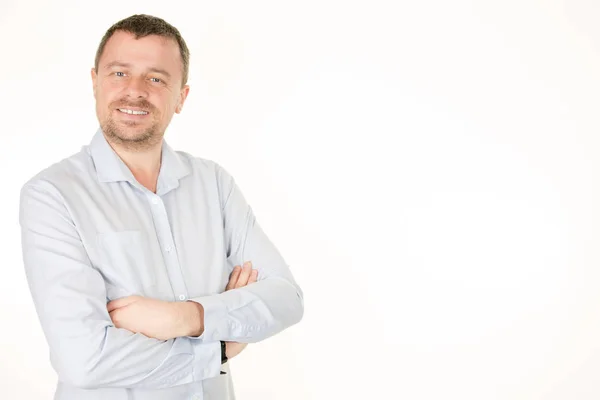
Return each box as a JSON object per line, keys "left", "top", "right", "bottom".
{"left": 91, "top": 14, "right": 190, "bottom": 151}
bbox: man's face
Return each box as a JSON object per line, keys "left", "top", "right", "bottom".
{"left": 91, "top": 30, "right": 189, "bottom": 150}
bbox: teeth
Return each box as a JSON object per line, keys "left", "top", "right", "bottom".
{"left": 119, "top": 108, "right": 148, "bottom": 115}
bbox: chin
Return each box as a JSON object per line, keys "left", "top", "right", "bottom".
{"left": 102, "top": 120, "right": 161, "bottom": 148}
{"left": 117, "top": 127, "right": 150, "bottom": 141}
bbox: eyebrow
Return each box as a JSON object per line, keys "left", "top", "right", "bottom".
{"left": 104, "top": 61, "right": 171, "bottom": 78}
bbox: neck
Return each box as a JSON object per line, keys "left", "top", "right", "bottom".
{"left": 106, "top": 138, "right": 163, "bottom": 193}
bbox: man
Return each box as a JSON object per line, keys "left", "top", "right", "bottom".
{"left": 19, "top": 14, "right": 304, "bottom": 400}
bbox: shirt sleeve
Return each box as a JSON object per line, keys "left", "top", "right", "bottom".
{"left": 188, "top": 164, "right": 304, "bottom": 343}
{"left": 19, "top": 182, "right": 222, "bottom": 390}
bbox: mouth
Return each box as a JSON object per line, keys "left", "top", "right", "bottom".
{"left": 115, "top": 108, "right": 150, "bottom": 118}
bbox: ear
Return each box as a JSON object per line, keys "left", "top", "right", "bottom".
{"left": 175, "top": 85, "right": 190, "bottom": 114}
{"left": 91, "top": 68, "right": 98, "bottom": 99}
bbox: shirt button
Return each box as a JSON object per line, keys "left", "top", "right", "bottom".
{"left": 165, "top": 245, "right": 172, "bottom": 252}
{"left": 151, "top": 197, "right": 159, "bottom": 205}
{"left": 179, "top": 294, "right": 186, "bottom": 301}
{"left": 191, "top": 395, "right": 202, "bottom": 400}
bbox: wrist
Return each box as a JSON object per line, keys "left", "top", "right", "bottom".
{"left": 179, "top": 301, "right": 204, "bottom": 337}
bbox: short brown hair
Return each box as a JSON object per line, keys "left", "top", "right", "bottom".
{"left": 94, "top": 14, "right": 190, "bottom": 86}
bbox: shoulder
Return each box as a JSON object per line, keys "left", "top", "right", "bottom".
{"left": 19, "top": 148, "right": 94, "bottom": 226}
{"left": 174, "top": 150, "right": 236, "bottom": 183}
{"left": 173, "top": 151, "right": 240, "bottom": 209}
{"left": 21, "top": 147, "right": 93, "bottom": 197}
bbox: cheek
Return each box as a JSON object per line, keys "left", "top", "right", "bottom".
{"left": 95, "top": 88, "right": 113, "bottom": 108}
{"left": 98, "top": 81, "right": 124, "bottom": 103}
{"left": 155, "top": 96, "right": 179, "bottom": 116}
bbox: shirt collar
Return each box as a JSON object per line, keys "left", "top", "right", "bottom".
{"left": 88, "top": 128, "right": 190, "bottom": 195}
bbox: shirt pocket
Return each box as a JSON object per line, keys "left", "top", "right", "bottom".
{"left": 96, "top": 230, "right": 156, "bottom": 297}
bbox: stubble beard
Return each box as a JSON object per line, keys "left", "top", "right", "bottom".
{"left": 101, "top": 106, "right": 163, "bottom": 152}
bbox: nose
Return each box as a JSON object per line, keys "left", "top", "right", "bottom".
{"left": 125, "top": 76, "right": 148, "bottom": 99}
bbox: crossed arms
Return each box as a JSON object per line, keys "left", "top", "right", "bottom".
{"left": 106, "top": 262, "right": 259, "bottom": 359}
{"left": 19, "top": 167, "right": 304, "bottom": 390}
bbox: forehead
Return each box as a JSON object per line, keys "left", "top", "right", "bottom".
{"left": 99, "top": 30, "right": 182, "bottom": 76}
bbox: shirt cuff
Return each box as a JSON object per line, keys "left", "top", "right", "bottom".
{"left": 191, "top": 339, "right": 222, "bottom": 381}
{"left": 187, "top": 296, "right": 228, "bottom": 342}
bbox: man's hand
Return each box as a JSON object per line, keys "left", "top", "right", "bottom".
{"left": 224, "top": 261, "right": 257, "bottom": 359}
{"left": 226, "top": 261, "right": 259, "bottom": 290}
{"left": 107, "top": 295, "right": 202, "bottom": 340}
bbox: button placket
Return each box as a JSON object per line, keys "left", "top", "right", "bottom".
{"left": 147, "top": 193, "right": 189, "bottom": 303}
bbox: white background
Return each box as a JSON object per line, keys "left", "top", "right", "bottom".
{"left": 1, "top": 0, "right": 600, "bottom": 399}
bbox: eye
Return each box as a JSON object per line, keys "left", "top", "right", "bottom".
{"left": 150, "top": 77, "right": 161, "bottom": 83}
{"left": 115, "top": 71, "right": 125, "bottom": 77}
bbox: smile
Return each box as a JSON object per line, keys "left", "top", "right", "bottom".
{"left": 118, "top": 108, "right": 149, "bottom": 115}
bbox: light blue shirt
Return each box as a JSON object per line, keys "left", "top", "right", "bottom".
{"left": 19, "top": 129, "right": 304, "bottom": 400}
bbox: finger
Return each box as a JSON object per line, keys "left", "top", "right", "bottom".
{"left": 226, "top": 265, "right": 242, "bottom": 291}
{"left": 107, "top": 295, "right": 141, "bottom": 313}
{"left": 248, "top": 269, "right": 259, "bottom": 284}
{"left": 107, "top": 297, "right": 133, "bottom": 313}
{"left": 108, "top": 309, "right": 120, "bottom": 326}
{"left": 236, "top": 262, "right": 252, "bottom": 288}
{"left": 235, "top": 261, "right": 253, "bottom": 288}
